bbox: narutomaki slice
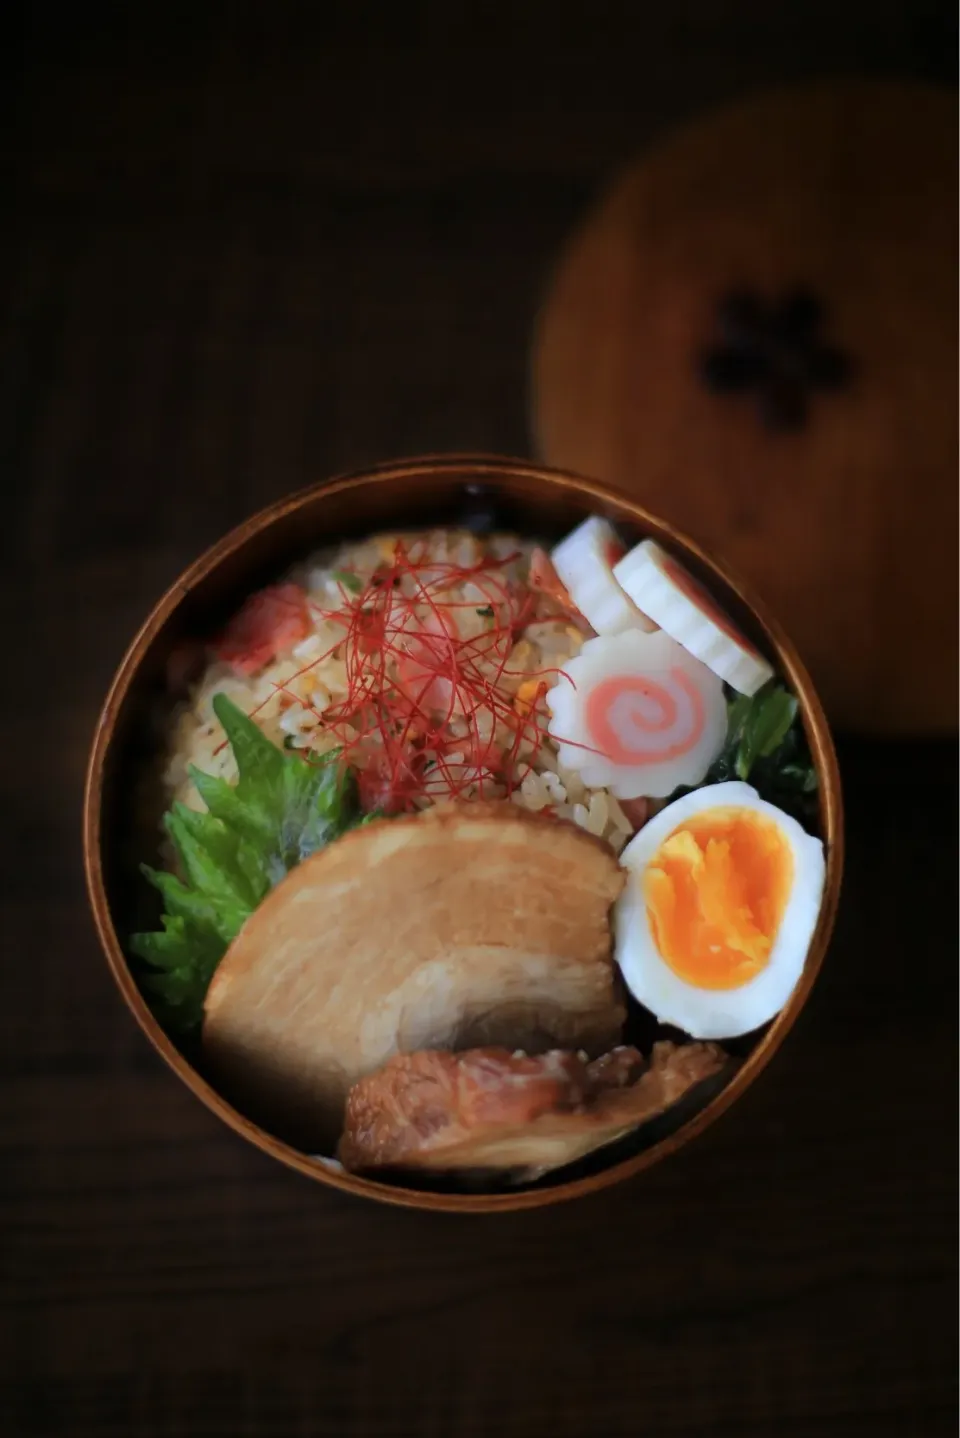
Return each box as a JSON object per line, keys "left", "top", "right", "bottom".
{"left": 546, "top": 629, "right": 727, "bottom": 799}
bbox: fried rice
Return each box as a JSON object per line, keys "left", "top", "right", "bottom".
{"left": 162, "top": 528, "right": 635, "bottom": 853}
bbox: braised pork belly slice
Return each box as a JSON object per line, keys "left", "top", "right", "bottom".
{"left": 203, "top": 802, "right": 626, "bottom": 1148}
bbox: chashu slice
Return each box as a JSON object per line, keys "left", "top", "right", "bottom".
{"left": 338, "top": 1041, "right": 727, "bottom": 1181}
{"left": 203, "top": 802, "right": 626, "bottom": 1147}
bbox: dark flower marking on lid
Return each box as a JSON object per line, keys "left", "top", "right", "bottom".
{"left": 698, "top": 286, "right": 854, "bottom": 432}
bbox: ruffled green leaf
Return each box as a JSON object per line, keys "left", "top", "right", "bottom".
{"left": 131, "top": 694, "right": 365, "bottom": 1033}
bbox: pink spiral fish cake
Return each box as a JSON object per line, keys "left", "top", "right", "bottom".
{"left": 545, "top": 629, "right": 727, "bottom": 799}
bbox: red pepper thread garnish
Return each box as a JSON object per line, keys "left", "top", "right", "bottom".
{"left": 306, "top": 544, "right": 556, "bottom": 812}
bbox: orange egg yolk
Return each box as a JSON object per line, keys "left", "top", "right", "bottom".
{"left": 642, "top": 806, "right": 794, "bottom": 990}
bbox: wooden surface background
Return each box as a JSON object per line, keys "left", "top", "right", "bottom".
{"left": 2, "top": 4, "right": 957, "bottom": 1436}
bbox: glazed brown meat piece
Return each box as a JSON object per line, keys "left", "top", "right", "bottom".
{"left": 338, "top": 1040, "right": 727, "bottom": 1181}
{"left": 203, "top": 802, "right": 626, "bottom": 1148}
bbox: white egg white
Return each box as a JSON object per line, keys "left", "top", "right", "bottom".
{"left": 615, "top": 781, "right": 825, "bottom": 1040}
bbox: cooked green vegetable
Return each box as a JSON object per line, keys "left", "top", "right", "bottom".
{"left": 131, "top": 694, "right": 362, "bottom": 1033}
{"left": 331, "top": 569, "right": 363, "bottom": 593}
{"left": 670, "top": 682, "right": 818, "bottom": 824}
{"left": 723, "top": 684, "right": 799, "bottom": 782}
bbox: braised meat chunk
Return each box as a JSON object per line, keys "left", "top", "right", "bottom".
{"left": 338, "top": 1040, "right": 727, "bottom": 1181}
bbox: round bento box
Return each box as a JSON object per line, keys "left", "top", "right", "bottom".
{"left": 83, "top": 455, "right": 843, "bottom": 1213}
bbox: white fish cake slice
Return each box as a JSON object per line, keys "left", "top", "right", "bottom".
{"left": 614, "top": 540, "right": 773, "bottom": 696}
{"left": 551, "top": 517, "right": 656, "bottom": 635}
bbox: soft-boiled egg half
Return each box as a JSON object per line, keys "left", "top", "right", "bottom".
{"left": 615, "top": 782, "right": 825, "bottom": 1039}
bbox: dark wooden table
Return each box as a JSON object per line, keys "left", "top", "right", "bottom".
{"left": 3, "top": 6, "right": 957, "bottom": 1436}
